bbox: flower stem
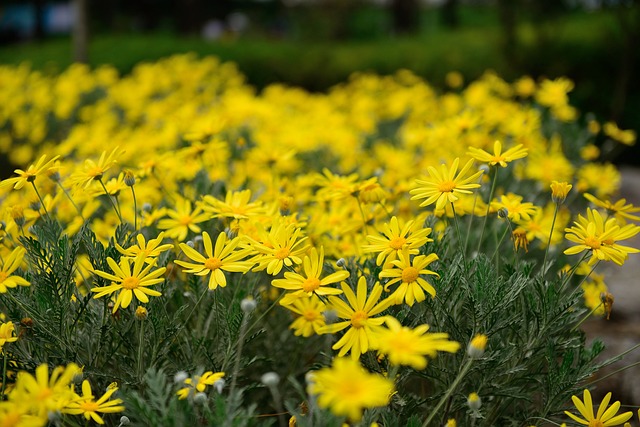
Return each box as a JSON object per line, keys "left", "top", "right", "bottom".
{"left": 476, "top": 166, "right": 498, "bottom": 255}
{"left": 541, "top": 202, "right": 560, "bottom": 276}
{"left": 30, "top": 181, "right": 50, "bottom": 219}
{"left": 451, "top": 203, "right": 467, "bottom": 269}
{"left": 130, "top": 185, "right": 138, "bottom": 230}
{"left": 56, "top": 181, "right": 84, "bottom": 218}
{"left": 98, "top": 178, "right": 123, "bottom": 224}
{"left": 137, "top": 317, "right": 146, "bottom": 381}
{"left": 422, "top": 358, "right": 473, "bottom": 427}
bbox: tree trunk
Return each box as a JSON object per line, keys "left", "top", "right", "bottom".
{"left": 33, "top": 0, "right": 46, "bottom": 41}
{"left": 391, "top": 0, "right": 420, "bottom": 35}
{"left": 73, "top": 0, "right": 89, "bottom": 63}
{"left": 497, "top": 0, "right": 517, "bottom": 67}
{"left": 441, "top": 0, "right": 459, "bottom": 29}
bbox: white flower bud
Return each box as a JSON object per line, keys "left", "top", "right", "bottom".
{"left": 241, "top": 297, "right": 257, "bottom": 313}
{"left": 261, "top": 372, "right": 280, "bottom": 387}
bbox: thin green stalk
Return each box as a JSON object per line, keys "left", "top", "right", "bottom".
{"left": 558, "top": 252, "right": 589, "bottom": 292}
{"left": 1, "top": 350, "right": 7, "bottom": 400}
{"left": 490, "top": 227, "right": 510, "bottom": 262}
{"left": 137, "top": 318, "right": 146, "bottom": 380}
{"left": 476, "top": 166, "right": 498, "bottom": 255}
{"left": 464, "top": 175, "right": 484, "bottom": 256}
{"left": 184, "top": 287, "right": 209, "bottom": 326}
{"left": 30, "top": 181, "right": 50, "bottom": 218}
{"left": 228, "top": 312, "right": 250, "bottom": 398}
{"left": 130, "top": 186, "right": 138, "bottom": 230}
{"left": 541, "top": 202, "right": 560, "bottom": 276}
{"left": 356, "top": 198, "right": 370, "bottom": 236}
{"left": 503, "top": 216, "right": 519, "bottom": 270}
{"left": 451, "top": 203, "right": 467, "bottom": 269}
{"left": 56, "top": 181, "right": 84, "bottom": 218}
{"left": 567, "top": 261, "right": 600, "bottom": 300}
{"left": 422, "top": 358, "right": 473, "bottom": 427}
{"left": 571, "top": 301, "right": 604, "bottom": 332}
{"left": 590, "top": 359, "right": 640, "bottom": 385}
{"left": 98, "top": 178, "right": 123, "bottom": 224}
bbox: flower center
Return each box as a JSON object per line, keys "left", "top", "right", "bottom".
{"left": 401, "top": 266, "right": 419, "bottom": 283}
{"left": 274, "top": 247, "right": 290, "bottom": 260}
{"left": 389, "top": 236, "right": 407, "bottom": 250}
{"left": 584, "top": 236, "right": 601, "bottom": 249}
{"left": 588, "top": 420, "right": 604, "bottom": 427}
{"left": 437, "top": 180, "right": 456, "bottom": 193}
{"left": 205, "top": 258, "right": 223, "bottom": 270}
{"left": 122, "top": 277, "right": 140, "bottom": 289}
{"left": 302, "top": 277, "right": 321, "bottom": 293}
{"left": 303, "top": 309, "right": 320, "bottom": 321}
{"left": 0, "top": 272, "right": 7, "bottom": 283}
{"left": 87, "top": 166, "right": 104, "bottom": 179}
{"left": 351, "top": 310, "right": 368, "bottom": 328}
{"left": 80, "top": 401, "right": 100, "bottom": 412}
{"left": 179, "top": 215, "right": 193, "bottom": 226}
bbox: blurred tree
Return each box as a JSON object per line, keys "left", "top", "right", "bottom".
{"left": 610, "top": 0, "right": 640, "bottom": 122}
{"left": 441, "top": 0, "right": 459, "bottom": 28}
{"left": 73, "top": 0, "right": 89, "bottom": 63}
{"left": 497, "top": 0, "right": 517, "bottom": 66}
{"left": 391, "top": 0, "right": 420, "bottom": 34}
{"left": 33, "top": 0, "right": 45, "bottom": 40}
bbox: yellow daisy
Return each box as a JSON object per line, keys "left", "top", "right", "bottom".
{"left": 362, "top": 216, "right": 433, "bottom": 267}
{"left": 0, "top": 246, "right": 30, "bottom": 293}
{"left": 157, "top": 198, "right": 211, "bottom": 242}
{"left": 63, "top": 380, "right": 125, "bottom": 424}
{"left": 564, "top": 389, "right": 632, "bottom": 426}
{"left": 378, "top": 247, "right": 440, "bottom": 306}
{"left": 0, "top": 154, "right": 60, "bottom": 191}
{"left": 319, "top": 276, "right": 393, "bottom": 359}
{"left": 284, "top": 295, "right": 327, "bottom": 337}
{"left": 410, "top": 158, "right": 483, "bottom": 211}
{"left": 467, "top": 140, "right": 528, "bottom": 167}
{"left": 175, "top": 231, "right": 253, "bottom": 290}
{"left": 115, "top": 232, "right": 174, "bottom": 265}
{"left": 91, "top": 253, "right": 166, "bottom": 313}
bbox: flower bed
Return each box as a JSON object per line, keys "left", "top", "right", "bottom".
{"left": 0, "top": 55, "right": 638, "bottom": 426}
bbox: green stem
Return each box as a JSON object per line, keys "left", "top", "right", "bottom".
{"left": 228, "top": 312, "right": 250, "bottom": 398}
{"left": 30, "top": 181, "right": 50, "bottom": 218}
{"left": 476, "top": 166, "right": 498, "bottom": 255}
{"left": 184, "top": 287, "right": 209, "bottom": 326}
{"left": 422, "top": 358, "right": 473, "bottom": 427}
{"left": 464, "top": 175, "right": 484, "bottom": 256}
{"left": 137, "top": 317, "right": 145, "bottom": 380}
{"left": 541, "top": 203, "right": 560, "bottom": 276}
{"left": 356, "top": 198, "right": 370, "bottom": 236}
{"left": 56, "top": 181, "right": 84, "bottom": 218}
{"left": 451, "top": 203, "right": 467, "bottom": 270}
{"left": 490, "top": 227, "right": 510, "bottom": 262}
{"left": 558, "top": 252, "right": 589, "bottom": 293}
{"left": 590, "top": 359, "right": 640, "bottom": 385}
{"left": 1, "top": 350, "right": 7, "bottom": 400}
{"left": 98, "top": 178, "right": 123, "bottom": 224}
{"left": 130, "top": 186, "right": 138, "bottom": 230}
{"left": 571, "top": 301, "right": 604, "bottom": 332}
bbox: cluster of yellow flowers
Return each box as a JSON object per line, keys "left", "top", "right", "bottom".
{"left": 1, "top": 54, "right": 639, "bottom": 423}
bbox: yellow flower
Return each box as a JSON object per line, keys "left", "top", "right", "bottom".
{"left": 564, "top": 389, "right": 632, "bottom": 426}
{"left": 284, "top": 295, "right": 327, "bottom": 337}
{"left": 378, "top": 247, "right": 439, "bottom": 306}
{"left": 247, "top": 220, "right": 309, "bottom": 276}
{"left": 362, "top": 216, "right": 432, "bottom": 267}
{"left": 10, "top": 363, "right": 82, "bottom": 418}
{"left": 157, "top": 198, "right": 211, "bottom": 242}
{"left": 91, "top": 253, "right": 166, "bottom": 313}
{"left": 0, "top": 246, "right": 30, "bottom": 293}
{"left": 550, "top": 181, "right": 572, "bottom": 204}
{"left": 0, "top": 321, "right": 18, "bottom": 351}
{"left": 201, "top": 189, "right": 265, "bottom": 220}
{"left": 535, "top": 77, "right": 574, "bottom": 108}
{"left": 603, "top": 121, "right": 636, "bottom": 146}
{"left": 564, "top": 209, "right": 640, "bottom": 266}
{"left": 115, "top": 231, "right": 174, "bottom": 265}
{"left": 307, "top": 357, "right": 393, "bottom": 421}
{"left": 177, "top": 371, "right": 225, "bottom": 400}
{"left": 63, "top": 380, "right": 125, "bottom": 424}
{"left": 513, "top": 75, "right": 536, "bottom": 97}
{"left": 584, "top": 193, "right": 640, "bottom": 224}
{"left": 467, "top": 334, "right": 488, "bottom": 358}
{"left": 69, "top": 147, "right": 122, "bottom": 189}
{"left": 467, "top": 140, "right": 528, "bottom": 167}
{"left": 272, "top": 246, "right": 348, "bottom": 306}
{"left": 491, "top": 193, "right": 539, "bottom": 223}
{"left": 0, "top": 154, "right": 60, "bottom": 191}
{"left": 319, "top": 277, "right": 393, "bottom": 359}
{"left": 410, "top": 158, "right": 483, "bottom": 211}
{"left": 376, "top": 316, "right": 460, "bottom": 370}
{"left": 175, "top": 231, "right": 253, "bottom": 290}
{"left": 314, "top": 169, "right": 359, "bottom": 201}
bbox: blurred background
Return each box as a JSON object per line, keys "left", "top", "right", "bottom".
{"left": 1, "top": 0, "right": 639, "bottom": 164}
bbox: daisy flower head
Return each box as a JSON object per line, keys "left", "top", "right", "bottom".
{"left": 410, "top": 158, "right": 483, "bottom": 211}
{"left": 91, "top": 253, "right": 166, "bottom": 313}
{"left": 319, "top": 276, "right": 393, "bottom": 359}
{"left": 63, "top": 380, "right": 125, "bottom": 424}
{"left": 0, "top": 154, "right": 60, "bottom": 191}
{"left": 467, "top": 140, "right": 528, "bottom": 168}
{"left": 177, "top": 371, "right": 225, "bottom": 400}
{"left": 272, "top": 246, "right": 348, "bottom": 306}
{"left": 69, "top": 147, "right": 122, "bottom": 189}
{"left": 564, "top": 208, "right": 640, "bottom": 266}
{"left": 376, "top": 316, "right": 460, "bottom": 370}
{"left": 0, "top": 320, "right": 18, "bottom": 351}
{"left": 490, "top": 193, "right": 539, "bottom": 223}
{"left": 551, "top": 181, "right": 573, "bottom": 204}
{"left": 378, "top": 247, "right": 439, "bottom": 307}
{"left": 307, "top": 357, "right": 393, "bottom": 422}
{"left": 0, "top": 246, "right": 30, "bottom": 293}
{"left": 157, "top": 198, "right": 211, "bottom": 242}
{"left": 175, "top": 231, "right": 253, "bottom": 290}
{"left": 284, "top": 295, "right": 327, "bottom": 337}
{"left": 248, "top": 219, "right": 309, "bottom": 276}
{"left": 115, "top": 232, "right": 174, "bottom": 265}
{"left": 362, "top": 216, "right": 433, "bottom": 267}
{"left": 564, "top": 389, "right": 632, "bottom": 426}
{"left": 584, "top": 193, "right": 640, "bottom": 224}
{"left": 201, "top": 189, "right": 265, "bottom": 220}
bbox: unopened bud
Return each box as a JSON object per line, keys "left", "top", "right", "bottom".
{"left": 142, "top": 203, "right": 152, "bottom": 212}
{"left": 323, "top": 309, "right": 338, "bottom": 324}
{"left": 124, "top": 170, "right": 136, "bottom": 187}
{"left": 261, "top": 372, "right": 280, "bottom": 387}
{"left": 118, "top": 416, "right": 131, "bottom": 426}
{"left": 174, "top": 371, "right": 189, "bottom": 384}
{"left": 193, "top": 392, "right": 208, "bottom": 404}
{"left": 241, "top": 297, "right": 257, "bottom": 313}
{"left": 497, "top": 208, "right": 509, "bottom": 219}
{"left": 336, "top": 258, "right": 347, "bottom": 268}
{"left": 29, "top": 200, "right": 41, "bottom": 211}
{"left": 214, "top": 378, "right": 225, "bottom": 393}
{"left": 467, "top": 334, "right": 487, "bottom": 358}
{"left": 467, "top": 392, "right": 481, "bottom": 411}
{"left": 135, "top": 306, "right": 148, "bottom": 320}
{"left": 186, "top": 241, "right": 195, "bottom": 248}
